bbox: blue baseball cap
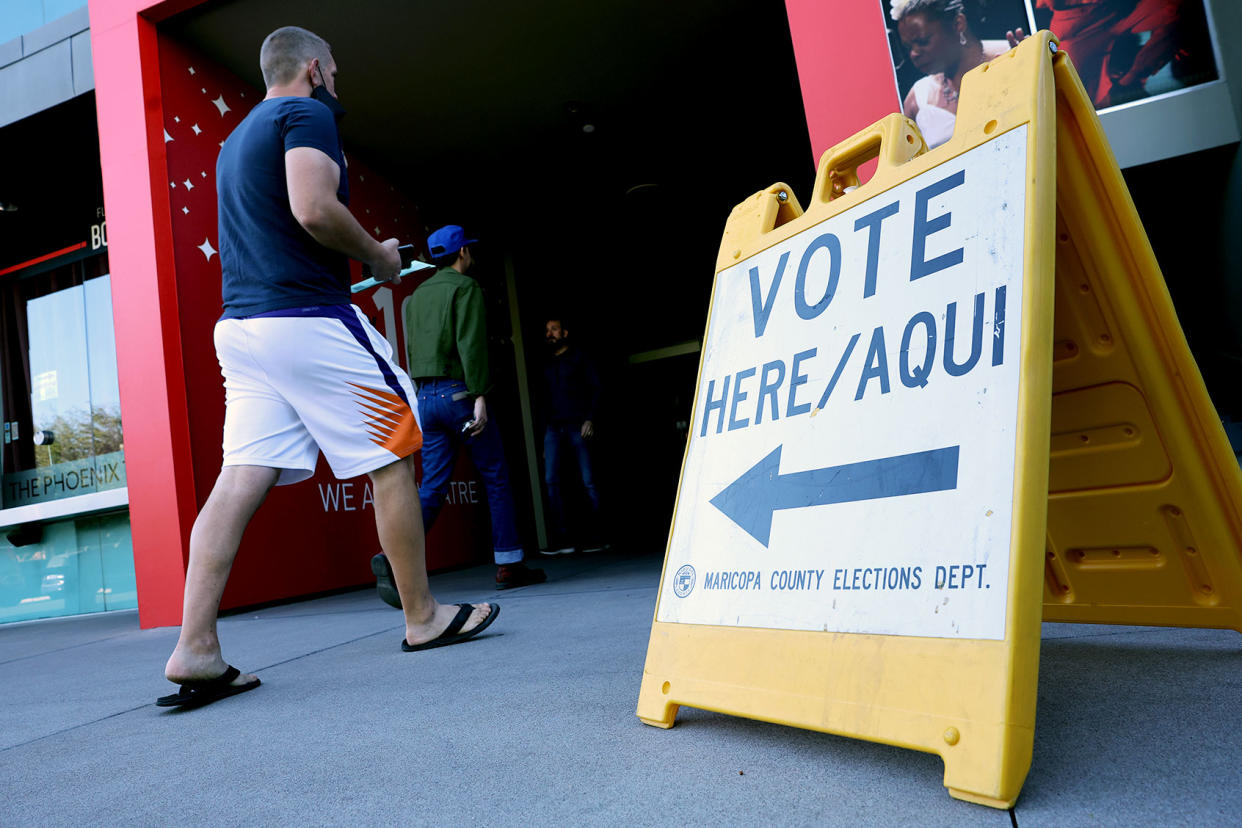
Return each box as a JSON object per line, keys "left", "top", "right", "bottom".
{"left": 427, "top": 225, "right": 477, "bottom": 259}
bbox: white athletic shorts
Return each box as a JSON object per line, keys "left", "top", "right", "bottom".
{"left": 214, "top": 304, "right": 421, "bottom": 485}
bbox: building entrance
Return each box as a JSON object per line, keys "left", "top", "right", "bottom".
{"left": 162, "top": 0, "right": 818, "bottom": 556}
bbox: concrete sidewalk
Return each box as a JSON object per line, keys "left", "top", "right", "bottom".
{"left": 1, "top": 548, "right": 1239, "bottom": 826}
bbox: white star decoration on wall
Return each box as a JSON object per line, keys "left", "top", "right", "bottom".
{"left": 162, "top": 61, "right": 416, "bottom": 292}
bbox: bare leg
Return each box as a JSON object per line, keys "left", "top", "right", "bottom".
{"left": 165, "top": 465, "right": 279, "bottom": 685}
{"left": 369, "top": 456, "right": 492, "bottom": 644}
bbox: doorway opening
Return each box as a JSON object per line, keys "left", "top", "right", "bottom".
{"left": 165, "top": 0, "right": 817, "bottom": 552}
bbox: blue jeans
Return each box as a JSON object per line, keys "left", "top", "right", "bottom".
{"left": 543, "top": 423, "right": 600, "bottom": 544}
{"left": 417, "top": 378, "right": 523, "bottom": 565}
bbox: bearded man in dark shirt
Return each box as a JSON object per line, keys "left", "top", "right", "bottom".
{"left": 539, "top": 317, "right": 605, "bottom": 555}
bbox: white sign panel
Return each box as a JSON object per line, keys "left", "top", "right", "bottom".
{"left": 659, "top": 127, "right": 1029, "bottom": 640}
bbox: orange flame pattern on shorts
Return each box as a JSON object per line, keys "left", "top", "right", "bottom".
{"left": 349, "top": 383, "right": 423, "bottom": 456}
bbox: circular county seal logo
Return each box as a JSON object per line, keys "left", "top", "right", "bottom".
{"left": 673, "top": 564, "right": 696, "bottom": 598}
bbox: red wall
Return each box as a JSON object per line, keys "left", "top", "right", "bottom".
{"left": 784, "top": 0, "right": 902, "bottom": 164}
{"left": 92, "top": 1, "right": 195, "bottom": 628}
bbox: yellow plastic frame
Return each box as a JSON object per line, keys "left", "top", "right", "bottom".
{"left": 637, "top": 33, "right": 1060, "bottom": 809}
{"left": 638, "top": 29, "right": 1242, "bottom": 808}
{"left": 1040, "top": 48, "right": 1242, "bottom": 630}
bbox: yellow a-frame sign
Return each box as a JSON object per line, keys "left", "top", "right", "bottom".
{"left": 636, "top": 32, "right": 1242, "bottom": 808}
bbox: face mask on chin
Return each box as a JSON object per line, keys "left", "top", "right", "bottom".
{"left": 313, "top": 66, "right": 346, "bottom": 123}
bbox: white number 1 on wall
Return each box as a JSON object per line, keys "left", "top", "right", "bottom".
{"left": 371, "top": 286, "right": 400, "bottom": 359}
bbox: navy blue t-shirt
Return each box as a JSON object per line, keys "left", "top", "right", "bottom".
{"left": 542, "top": 346, "right": 601, "bottom": 426}
{"left": 216, "top": 97, "right": 351, "bottom": 318}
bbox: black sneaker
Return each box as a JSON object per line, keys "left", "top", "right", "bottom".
{"left": 495, "top": 562, "right": 547, "bottom": 590}
{"left": 371, "top": 553, "right": 402, "bottom": 609}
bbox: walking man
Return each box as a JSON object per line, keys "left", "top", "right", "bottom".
{"left": 159, "top": 27, "right": 496, "bottom": 709}
{"left": 372, "top": 225, "right": 545, "bottom": 603}
{"left": 540, "top": 317, "right": 604, "bottom": 555}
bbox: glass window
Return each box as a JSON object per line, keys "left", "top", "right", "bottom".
{"left": 2, "top": 253, "right": 125, "bottom": 509}
{"left": 0, "top": 512, "right": 137, "bottom": 623}
{"left": 0, "top": 250, "right": 135, "bottom": 623}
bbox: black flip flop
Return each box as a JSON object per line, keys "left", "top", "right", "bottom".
{"left": 156, "top": 665, "right": 261, "bottom": 708}
{"left": 371, "top": 552, "right": 402, "bottom": 609}
{"left": 401, "top": 603, "right": 500, "bottom": 652}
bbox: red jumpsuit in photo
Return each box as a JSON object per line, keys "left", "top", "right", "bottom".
{"left": 1100, "top": 0, "right": 1190, "bottom": 104}
{"left": 1036, "top": 0, "right": 1130, "bottom": 103}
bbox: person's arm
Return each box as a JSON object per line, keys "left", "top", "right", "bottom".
{"left": 902, "top": 86, "right": 920, "bottom": 122}
{"left": 456, "top": 281, "right": 492, "bottom": 435}
{"left": 285, "top": 147, "right": 401, "bottom": 281}
{"left": 580, "top": 351, "right": 602, "bottom": 439}
{"left": 1116, "top": 27, "right": 1177, "bottom": 88}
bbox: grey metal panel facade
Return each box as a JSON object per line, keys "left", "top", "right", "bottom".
{"left": 20, "top": 5, "right": 89, "bottom": 56}
{"left": 0, "top": 7, "right": 92, "bottom": 129}
{"left": 0, "top": 37, "right": 21, "bottom": 70}
{"left": 0, "top": 40, "right": 76, "bottom": 128}
{"left": 71, "top": 30, "right": 92, "bottom": 95}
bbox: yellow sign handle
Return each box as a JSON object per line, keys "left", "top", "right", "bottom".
{"left": 812, "top": 113, "right": 928, "bottom": 203}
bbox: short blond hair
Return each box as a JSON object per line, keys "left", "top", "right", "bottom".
{"left": 259, "top": 26, "right": 332, "bottom": 88}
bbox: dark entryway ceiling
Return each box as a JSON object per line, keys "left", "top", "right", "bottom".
{"left": 161, "top": 0, "right": 816, "bottom": 231}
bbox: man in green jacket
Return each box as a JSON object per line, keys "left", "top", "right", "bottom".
{"left": 373, "top": 225, "right": 545, "bottom": 599}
